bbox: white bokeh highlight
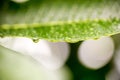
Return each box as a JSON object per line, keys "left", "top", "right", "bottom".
{"left": 11, "top": 0, "right": 29, "bottom": 3}
{"left": 78, "top": 37, "right": 114, "bottom": 69}
{"left": 0, "top": 37, "right": 70, "bottom": 70}
{"left": 106, "top": 68, "right": 120, "bottom": 80}
{"left": 41, "top": 66, "right": 73, "bottom": 80}
{"left": 0, "top": 37, "right": 15, "bottom": 49}
{"left": 114, "top": 48, "right": 120, "bottom": 74}
{"left": 0, "top": 45, "right": 73, "bottom": 80}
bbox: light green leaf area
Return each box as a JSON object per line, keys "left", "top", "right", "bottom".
{"left": 0, "top": 0, "right": 120, "bottom": 42}
{"left": 0, "top": 45, "right": 72, "bottom": 80}
{"left": 0, "top": 45, "right": 47, "bottom": 80}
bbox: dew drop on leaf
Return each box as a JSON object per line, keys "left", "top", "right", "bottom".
{"left": 32, "top": 38, "right": 39, "bottom": 43}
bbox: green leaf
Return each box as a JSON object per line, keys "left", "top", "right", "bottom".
{"left": 0, "top": 0, "right": 120, "bottom": 42}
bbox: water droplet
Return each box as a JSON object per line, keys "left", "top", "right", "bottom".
{"left": 78, "top": 36, "right": 114, "bottom": 69}
{"left": 32, "top": 38, "right": 39, "bottom": 43}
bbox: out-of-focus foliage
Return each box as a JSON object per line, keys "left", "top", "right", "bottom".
{"left": 0, "top": 45, "right": 73, "bottom": 80}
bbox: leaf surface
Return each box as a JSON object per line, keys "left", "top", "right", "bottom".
{"left": 0, "top": 0, "right": 120, "bottom": 42}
